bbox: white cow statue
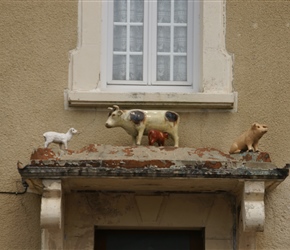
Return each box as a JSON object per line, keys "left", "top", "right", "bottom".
{"left": 105, "top": 105, "right": 180, "bottom": 147}
{"left": 43, "top": 128, "right": 78, "bottom": 149}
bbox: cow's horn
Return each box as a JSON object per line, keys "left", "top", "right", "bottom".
{"left": 112, "top": 105, "right": 119, "bottom": 110}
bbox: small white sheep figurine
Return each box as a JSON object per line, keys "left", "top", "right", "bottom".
{"left": 43, "top": 128, "right": 78, "bottom": 149}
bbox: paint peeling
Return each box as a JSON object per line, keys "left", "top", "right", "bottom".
{"left": 122, "top": 147, "right": 134, "bottom": 157}
{"left": 78, "top": 144, "right": 99, "bottom": 153}
{"left": 18, "top": 145, "right": 289, "bottom": 182}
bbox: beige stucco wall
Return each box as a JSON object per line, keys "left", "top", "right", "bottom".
{"left": 64, "top": 193, "right": 233, "bottom": 250}
{"left": 1, "top": 0, "right": 290, "bottom": 249}
{"left": 226, "top": 2, "right": 290, "bottom": 248}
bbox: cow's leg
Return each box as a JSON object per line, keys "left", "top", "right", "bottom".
{"left": 131, "top": 136, "right": 137, "bottom": 145}
{"left": 171, "top": 131, "right": 179, "bottom": 147}
{"left": 136, "top": 127, "right": 145, "bottom": 145}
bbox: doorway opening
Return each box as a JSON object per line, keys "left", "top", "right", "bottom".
{"left": 94, "top": 228, "right": 205, "bottom": 250}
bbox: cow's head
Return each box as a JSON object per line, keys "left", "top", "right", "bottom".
{"left": 105, "top": 105, "right": 124, "bottom": 128}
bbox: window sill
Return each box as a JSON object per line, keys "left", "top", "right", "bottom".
{"left": 66, "top": 90, "right": 237, "bottom": 110}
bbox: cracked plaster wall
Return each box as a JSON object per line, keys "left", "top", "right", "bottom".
{"left": 1, "top": 0, "right": 290, "bottom": 249}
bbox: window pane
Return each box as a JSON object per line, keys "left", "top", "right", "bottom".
{"left": 113, "top": 55, "right": 126, "bottom": 80}
{"left": 157, "top": 26, "right": 171, "bottom": 52}
{"left": 130, "top": 26, "right": 143, "bottom": 52}
{"left": 156, "top": 0, "right": 188, "bottom": 83}
{"left": 112, "top": 0, "right": 144, "bottom": 82}
{"left": 130, "top": 0, "right": 144, "bottom": 22}
{"left": 174, "top": 0, "right": 187, "bottom": 23}
{"left": 114, "top": 26, "right": 127, "bottom": 52}
{"left": 174, "top": 27, "right": 187, "bottom": 53}
{"left": 157, "top": 0, "right": 171, "bottom": 23}
{"left": 157, "top": 56, "right": 170, "bottom": 81}
{"left": 130, "top": 55, "right": 143, "bottom": 80}
{"left": 174, "top": 56, "right": 187, "bottom": 81}
{"left": 114, "top": 0, "right": 127, "bottom": 22}
{"left": 111, "top": 0, "right": 190, "bottom": 85}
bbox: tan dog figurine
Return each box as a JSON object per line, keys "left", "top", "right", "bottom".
{"left": 229, "top": 123, "right": 268, "bottom": 154}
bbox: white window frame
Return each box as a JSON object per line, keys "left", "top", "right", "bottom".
{"left": 105, "top": 0, "right": 195, "bottom": 91}
{"left": 67, "top": 0, "right": 237, "bottom": 110}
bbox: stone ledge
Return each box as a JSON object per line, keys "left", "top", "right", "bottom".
{"left": 28, "top": 144, "right": 272, "bottom": 165}
{"left": 19, "top": 145, "right": 289, "bottom": 235}
{"left": 18, "top": 145, "right": 289, "bottom": 194}
{"left": 67, "top": 91, "right": 236, "bottom": 110}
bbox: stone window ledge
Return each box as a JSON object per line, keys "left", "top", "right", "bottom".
{"left": 66, "top": 91, "right": 237, "bottom": 110}
{"left": 18, "top": 144, "right": 289, "bottom": 233}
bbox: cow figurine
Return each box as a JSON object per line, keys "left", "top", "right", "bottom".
{"left": 148, "top": 129, "right": 169, "bottom": 146}
{"left": 105, "top": 105, "right": 180, "bottom": 147}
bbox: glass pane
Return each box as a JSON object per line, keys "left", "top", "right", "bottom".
{"left": 174, "top": 27, "right": 187, "bottom": 52}
{"left": 130, "top": 55, "right": 143, "bottom": 80}
{"left": 114, "top": 26, "right": 127, "bottom": 52}
{"left": 157, "top": 0, "right": 171, "bottom": 23}
{"left": 174, "top": 0, "right": 187, "bottom": 23}
{"left": 157, "top": 26, "right": 171, "bottom": 52}
{"left": 130, "top": 0, "right": 144, "bottom": 22}
{"left": 174, "top": 56, "right": 187, "bottom": 81}
{"left": 157, "top": 56, "right": 170, "bottom": 81}
{"left": 113, "top": 55, "right": 126, "bottom": 80}
{"left": 130, "top": 26, "right": 143, "bottom": 52}
{"left": 114, "top": 0, "right": 127, "bottom": 22}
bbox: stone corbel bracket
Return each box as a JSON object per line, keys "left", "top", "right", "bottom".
{"left": 40, "top": 180, "right": 62, "bottom": 229}
{"left": 242, "top": 181, "right": 265, "bottom": 232}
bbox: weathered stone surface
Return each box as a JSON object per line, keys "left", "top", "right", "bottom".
{"left": 19, "top": 145, "right": 288, "bottom": 181}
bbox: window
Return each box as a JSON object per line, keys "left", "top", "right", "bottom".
{"left": 67, "top": 0, "right": 236, "bottom": 109}
{"left": 94, "top": 229, "right": 205, "bottom": 250}
{"left": 105, "top": 0, "right": 198, "bottom": 92}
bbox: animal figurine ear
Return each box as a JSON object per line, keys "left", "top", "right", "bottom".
{"left": 117, "top": 110, "right": 123, "bottom": 116}
{"left": 251, "top": 122, "right": 258, "bottom": 129}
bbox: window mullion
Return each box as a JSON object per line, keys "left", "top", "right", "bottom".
{"left": 148, "top": 0, "right": 157, "bottom": 86}
{"left": 126, "top": 0, "right": 131, "bottom": 80}
{"left": 170, "top": 0, "right": 174, "bottom": 82}
{"left": 188, "top": 0, "right": 195, "bottom": 90}
{"left": 107, "top": 1, "right": 114, "bottom": 84}
{"left": 144, "top": 0, "right": 150, "bottom": 86}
